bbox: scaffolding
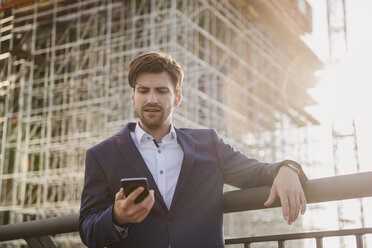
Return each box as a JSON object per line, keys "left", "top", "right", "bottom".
{"left": 332, "top": 119, "right": 366, "bottom": 248}
{"left": 327, "top": 0, "right": 348, "bottom": 60}
{"left": 326, "top": 1, "right": 367, "bottom": 247}
{"left": 0, "top": 0, "right": 321, "bottom": 246}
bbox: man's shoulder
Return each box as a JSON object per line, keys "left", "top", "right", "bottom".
{"left": 178, "top": 127, "right": 213, "bottom": 134}
{"left": 178, "top": 127, "right": 219, "bottom": 139}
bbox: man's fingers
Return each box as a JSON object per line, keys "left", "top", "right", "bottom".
{"left": 280, "top": 195, "right": 289, "bottom": 222}
{"left": 114, "top": 187, "right": 154, "bottom": 224}
{"left": 126, "top": 187, "right": 145, "bottom": 203}
{"left": 127, "top": 190, "right": 155, "bottom": 223}
{"left": 140, "top": 190, "right": 155, "bottom": 208}
{"left": 264, "top": 187, "right": 276, "bottom": 207}
{"left": 295, "top": 194, "right": 301, "bottom": 221}
{"left": 137, "top": 191, "right": 155, "bottom": 212}
{"left": 148, "top": 190, "right": 155, "bottom": 202}
{"left": 115, "top": 188, "right": 125, "bottom": 201}
{"left": 300, "top": 191, "right": 307, "bottom": 215}
{"left": 288, "top": 194, "right": 300, "bottom": 224}
{"left": 271, "top": 166, "right": 307, "bottom": 225}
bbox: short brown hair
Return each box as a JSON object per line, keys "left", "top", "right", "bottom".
{"left": 128, "top": 52, "right": 183, "bottom": 90}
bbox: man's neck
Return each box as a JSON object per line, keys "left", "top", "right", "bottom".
{"left": 139, "top": 122, "right": 171, "bottom": 143}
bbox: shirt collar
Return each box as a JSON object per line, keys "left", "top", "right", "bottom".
{"left": 134, "top": 122, "right": 177, "bottom": 146}
{"left": 165, "top": 124, "right": 177, "bottom": 141}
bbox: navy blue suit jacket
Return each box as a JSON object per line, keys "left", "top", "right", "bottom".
{"left": 79, "top": 123, "right": 301, "bottom": 247}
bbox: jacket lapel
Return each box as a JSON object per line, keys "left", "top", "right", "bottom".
{"left": 113, "top": 123, "right": 167, "bottom": 210}
{"left": 170, "top": 128, "right": 195, "bottom": 211}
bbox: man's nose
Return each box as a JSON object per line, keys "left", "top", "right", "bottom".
{"left": 147, "top": 92, "right": 158, "bottom": 103}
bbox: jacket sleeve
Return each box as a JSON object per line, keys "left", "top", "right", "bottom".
{"left": 78, "top": 149, "right": 125, "bottom": 247}
{"left": 210, "top": 129, "right": 308, "bottom": 188}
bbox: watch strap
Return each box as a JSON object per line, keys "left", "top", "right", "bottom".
{"left": 283, "top": 163, "right": 301, "bottom": 175}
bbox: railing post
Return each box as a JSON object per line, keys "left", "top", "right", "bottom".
{"left": 355, "top": 235, "right": 363, "bottom": 248}
{"left": 244, "top": 243, "right": 250, "bottom": 248}
{"left": 278, "top": 240, "right": 285, "bottom": 248}
{"left": 25, "top": 236, "right": 56, "bottom": 248}
{"left": 25, "top": 237, "right": 42, "bottom": 248}
{"left": 316, "top": 237, "right": 323, "bottom": 248}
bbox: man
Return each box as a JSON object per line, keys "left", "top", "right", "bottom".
{"left": 79, "top": 52, "right": 308, "bottom": 248}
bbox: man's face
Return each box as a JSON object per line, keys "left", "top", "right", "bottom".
{"left": 132, "top": 72, "right": 182, "bottom": 131}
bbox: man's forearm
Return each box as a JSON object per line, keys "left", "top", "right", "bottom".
{"left": 79, "top": 204, "right": 124, "bottom": 247}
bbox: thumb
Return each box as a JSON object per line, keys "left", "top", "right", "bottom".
{"left": 115, "top": 188, "right": 125, "bottom": 201}
{"left": 264, "top": 187, "right": 277, "bottom": 207}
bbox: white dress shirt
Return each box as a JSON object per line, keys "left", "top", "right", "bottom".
{"left": 131, "top": 122, "right": 184, "bottom": 209}
{"left": 114, "top": 123, "right": 184, "bottom": 237}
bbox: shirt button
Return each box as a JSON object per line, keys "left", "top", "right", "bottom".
{"left": 160, "top": 170, "right": 164, "bottom": 175}
{"left": 158, "top": 149, "right": 161, "bottom": 153}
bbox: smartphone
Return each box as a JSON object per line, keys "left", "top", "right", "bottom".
{"left": 120, "top": 177, "right": 149, "bottom": 204}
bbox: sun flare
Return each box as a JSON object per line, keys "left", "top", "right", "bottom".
{"left": 309, "top": 52, "right": 372, "bottom": 121}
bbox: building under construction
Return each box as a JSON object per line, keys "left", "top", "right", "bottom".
{"left": 0, "top": 0, "right": 322, "bottom": 246}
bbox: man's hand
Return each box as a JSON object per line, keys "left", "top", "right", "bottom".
{"left": 264, "top": 166, "right": 307, "bottom": 225}
{"left": 113, "top": 187, "right": 155, "bottom": 226}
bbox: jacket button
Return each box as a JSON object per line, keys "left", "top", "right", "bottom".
{"left": 167, "top": 215, "right": 173, "bottom": 221}
{"left": 109, "top": 237, "right": 115, "bottom": 243}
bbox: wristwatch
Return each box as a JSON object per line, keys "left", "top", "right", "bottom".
{"left": 282, "top": 163, "right": 301, "bottom": 175}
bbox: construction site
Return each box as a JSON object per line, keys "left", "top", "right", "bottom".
{"left": 0, "top": 0, "right": 365, "bottom": 247}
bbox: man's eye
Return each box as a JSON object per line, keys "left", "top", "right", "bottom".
{"left": 138, "top": 89, "right": 148, "bottom": 93}
{"left": 158, "top": 89, "right": 169, "bottom": 93}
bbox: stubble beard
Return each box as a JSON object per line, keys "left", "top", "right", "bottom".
{"left": 137, "top": 107, "right": 169, "bottom": 131}
{"left": 140, "top": 115, "right": 162, "bottom": 130}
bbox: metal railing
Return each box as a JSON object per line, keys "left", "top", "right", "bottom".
{"left": 225, "top": 228, "right": 372, "bottom": 248}
{"left": 0, "top": 171, "right": 372, "bottom": 247}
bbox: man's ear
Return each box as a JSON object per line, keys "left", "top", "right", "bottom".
{"left": 174, "top": 89, "right": 182, "bottom": 107}
{"left": 131, "top": 92, "right": 135, "bottom": 105}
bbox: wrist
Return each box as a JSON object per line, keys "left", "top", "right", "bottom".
{"left": 281, "top": 163, "right": 301, "bottom": 176}
{"left": 113, "top": 216, "right": 130, "bottom": 227}
{"left": 276, "top": 160, "right": 308, "bottom": 185}
{"left": 113, "top": 205, "right": 129, "bottom": 227}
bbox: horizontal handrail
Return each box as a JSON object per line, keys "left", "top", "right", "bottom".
{"left": 0, "top": 172, "right": 371, "bottom": 242}
{"left": 223, "top": 171, "right": 372, "bottom": 213}
{"left": 0, "top": 214, "right": 78, "bottom": 242}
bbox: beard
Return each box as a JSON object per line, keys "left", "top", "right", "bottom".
{"left": 136, "top": 104, "right": 170, "bottom": 130}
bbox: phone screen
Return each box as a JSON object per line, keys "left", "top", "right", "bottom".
{"left": 120, "top": 177, "right": 149, "bottom": 204}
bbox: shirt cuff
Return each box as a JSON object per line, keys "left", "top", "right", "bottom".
{"left": 114, "top": 223, "right": 130, "bottom": 239}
